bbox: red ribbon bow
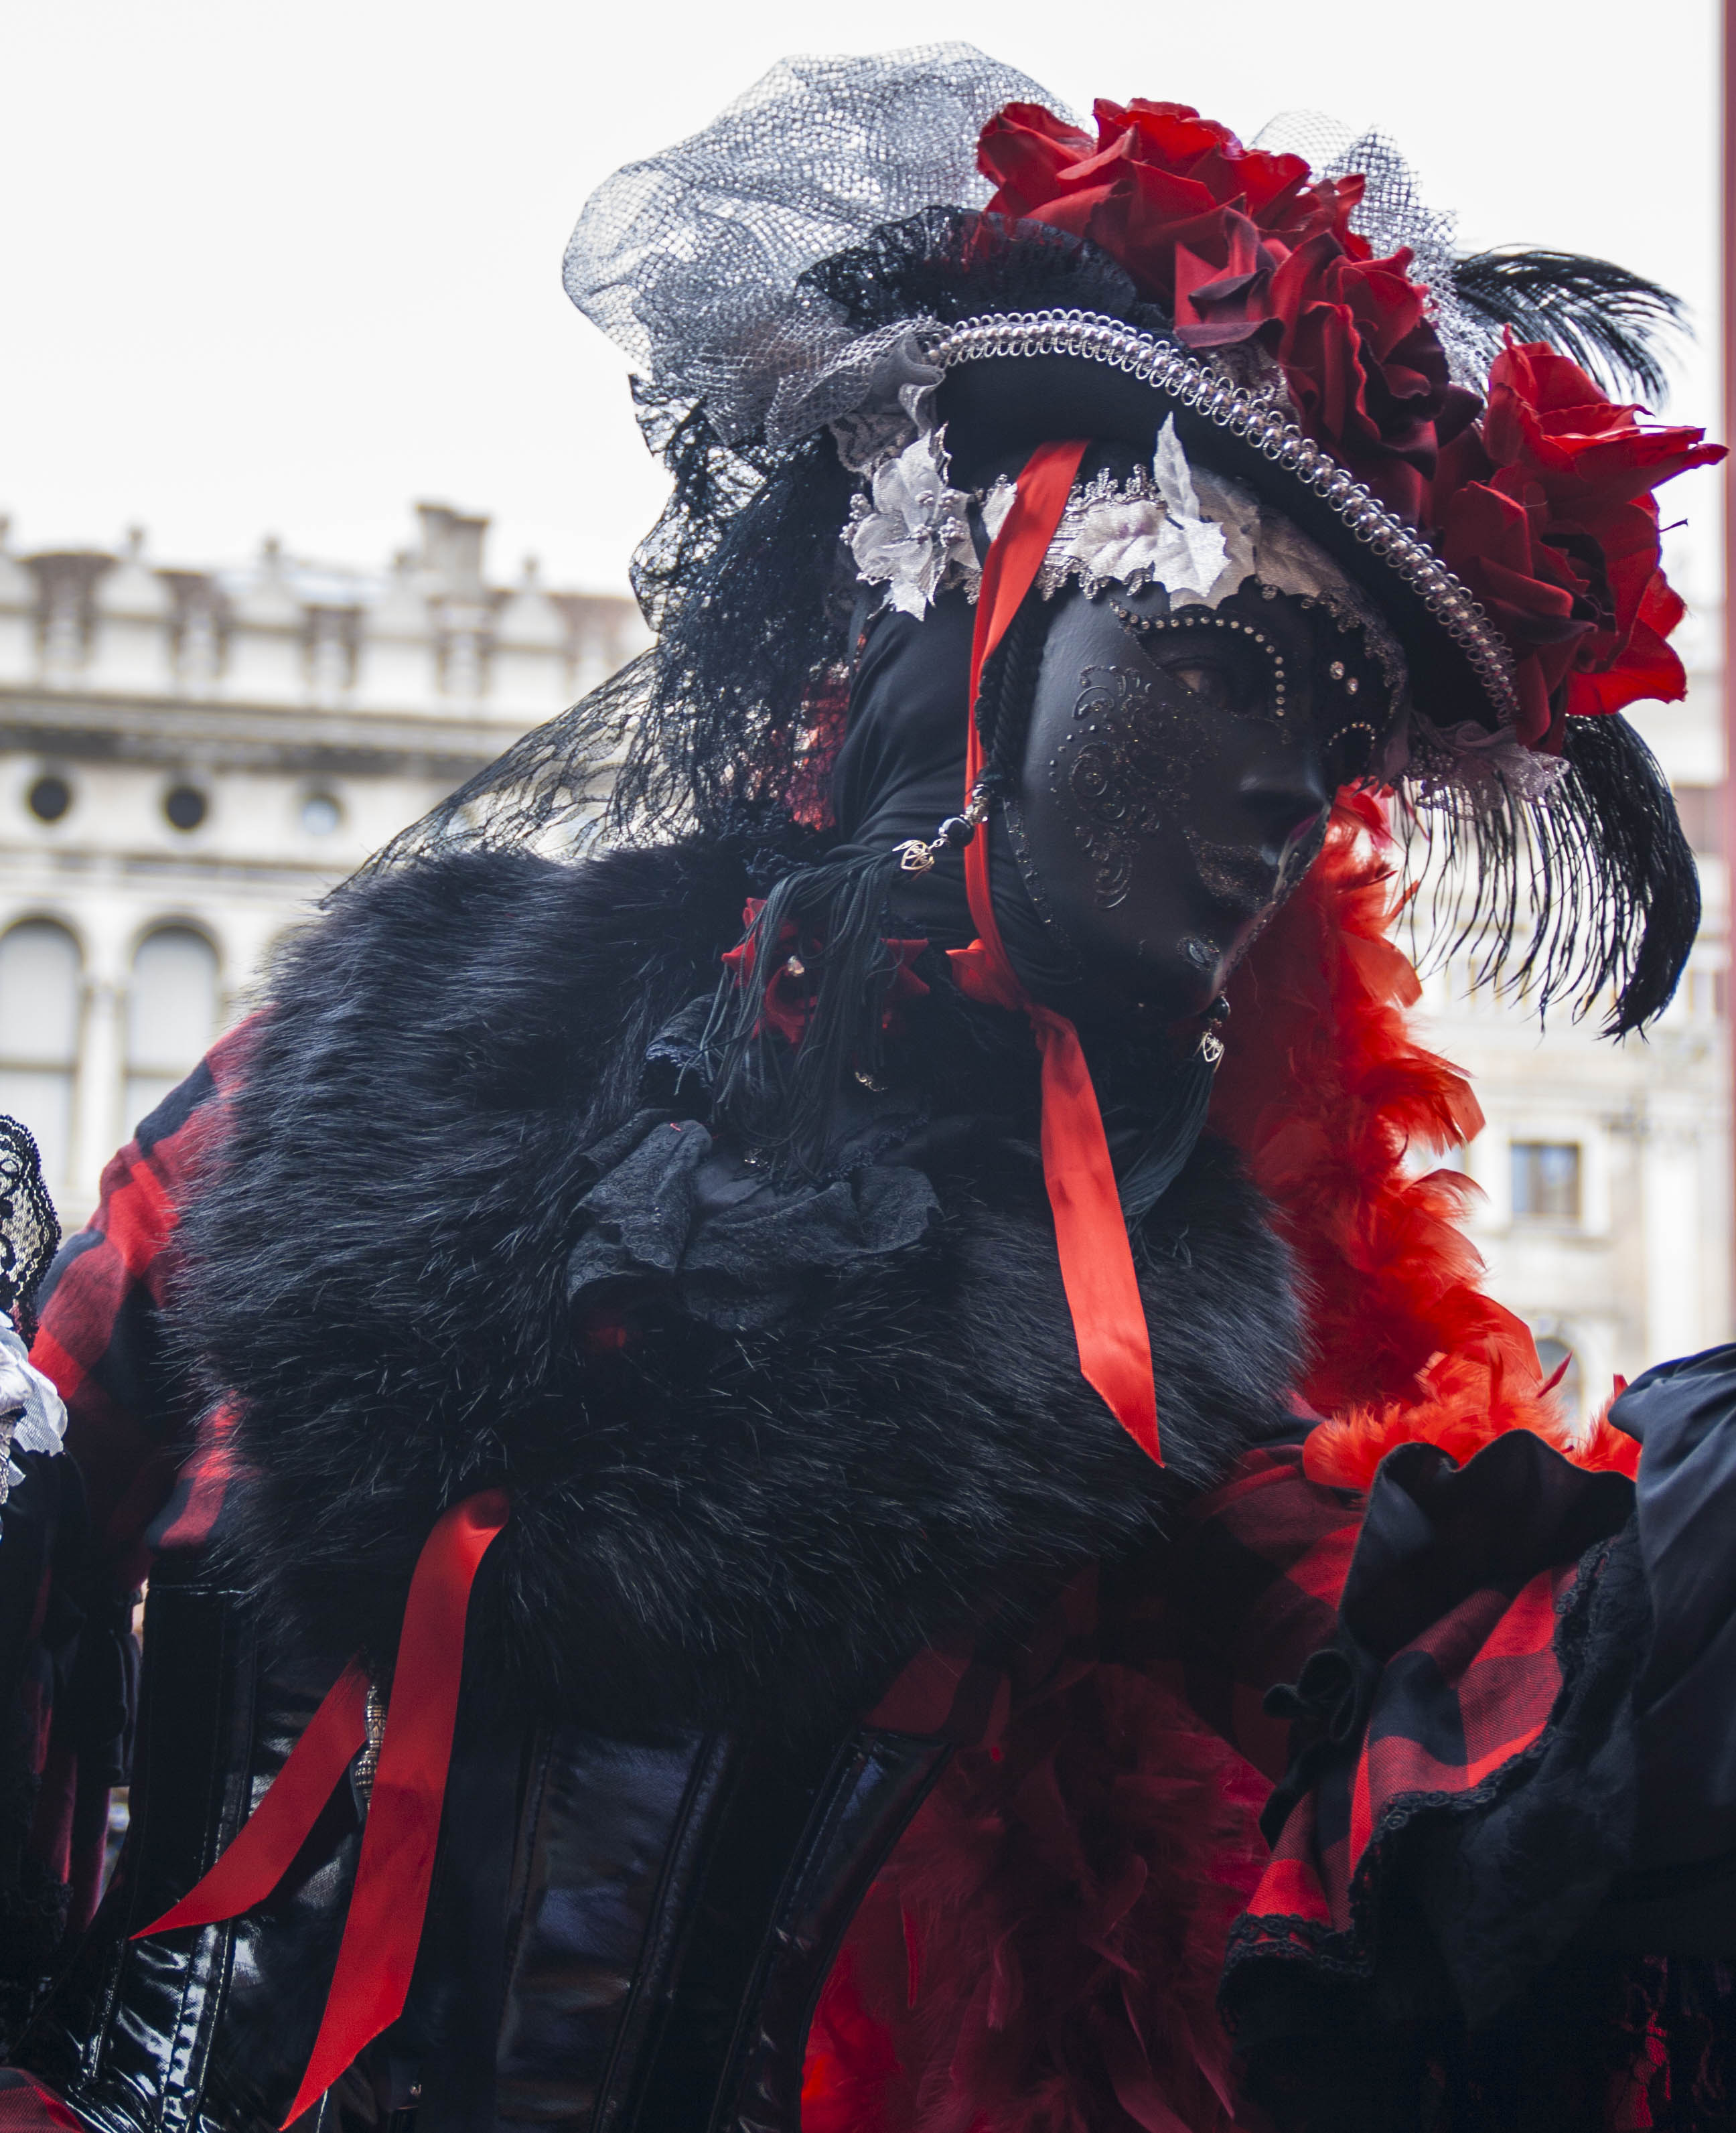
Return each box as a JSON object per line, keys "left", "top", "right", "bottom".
{"left": 947, "top": 439, "right": 1162, "bottom": 1465}
{"left": 135, "top": 1489, "right": 510, "bottom": 2126}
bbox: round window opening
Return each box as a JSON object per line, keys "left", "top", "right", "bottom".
{"left": 301, "top": 793, "right": 342, "bottom": 837}
{"left": 164, "top": 784, "right": 208, "bottom": 832}
{"left": 27, "top": 774, "right": 72, "bottom": 823}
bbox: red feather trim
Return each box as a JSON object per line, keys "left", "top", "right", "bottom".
{"left": 808, "top": 1620, "right": 1268, "bottom": 2133}
{"left": 1209, "top": 792, "right": 1617, "bottom": 1462}
{"left": 1301, "top": 1349, "right": 1640, "bottom": 1493}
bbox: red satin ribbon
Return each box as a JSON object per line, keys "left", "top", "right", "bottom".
{"left": 135, "top": 1667, "right": 368, "bottom": 1935}
{"left": 947, "top": 439, "right": 1161, "bottom": 1465}
{"left": 135, "top": 1489, "right": 510, "bottom": 2128}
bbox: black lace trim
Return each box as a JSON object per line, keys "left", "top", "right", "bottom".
{"left": 0, "top": 1117, "right": 59, "bottom": 1337}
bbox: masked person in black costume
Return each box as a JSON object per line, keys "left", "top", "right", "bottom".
{"left": 2, "top": 48, "right": 1734, "bottom": 2133}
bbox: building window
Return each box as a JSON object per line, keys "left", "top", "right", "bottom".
{"left": 1672, "top": 782, "right": 1724, "bottom": 857}
{"left": 27, "top": 774, "right": 72, "bottom": 824}
{"left": 300, "top": 792, "right": 342, "bottom": 836}
{"left": 1534, "top": 1335, "right": 1585, "bottom": 1424}
{"left": 126, "top": 927, "right": 218, "bottom": 1130}
{"left": 163, "top": 783, "right": 208, "bottom": 832}
{"left": 0, "top": 920, "right": 82, "bottom": 1207}
{"left": 1512, "top": 1141, "right": 1581, "bottom": 1222}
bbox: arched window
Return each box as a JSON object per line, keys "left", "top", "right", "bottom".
{"left": 126, "top": 927, "right": 218, "bottom": 1130}
{"left": 0, "top": 919, "right": 82, "bottom": 1206}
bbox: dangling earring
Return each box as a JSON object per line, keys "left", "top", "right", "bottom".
{"left": 1198, "top": 992, "right": 1230, "bottom": 1067}
{"left": 1116, "top": 995, "right": 1229, "bottom": 1226}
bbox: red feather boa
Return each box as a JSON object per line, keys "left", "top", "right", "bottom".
{"left": 1208, "top": 792, "right": 1636, "bottom": 1489}
{"left": 802, "top": 796, "right": 1634, "bottom": 2132}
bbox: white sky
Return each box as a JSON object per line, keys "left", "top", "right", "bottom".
{"left": 3, "top": 0, "right": 1723, "bottom": 602}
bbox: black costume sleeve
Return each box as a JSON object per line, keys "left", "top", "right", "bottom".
{"left": 1191, "top": 1391, "right": 1736, "bottom": 2132}
{"left": 1591, "top": 1345, "right": 1736, "bottom": 1941}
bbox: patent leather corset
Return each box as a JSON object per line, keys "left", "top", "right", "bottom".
{"left": 13, "top": 1538, "right": 974, "bottom": 2133}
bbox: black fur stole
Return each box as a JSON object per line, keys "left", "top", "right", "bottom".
{"left": 172, "top": 841, "right": 1303, "bottom": 1737}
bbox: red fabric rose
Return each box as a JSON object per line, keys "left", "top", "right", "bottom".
{"left": 1431, "top": 342, "right": 1721, "bottom": 745}
{"left": 979, "top": 99, "right": 1360, "bottom": 315}
{"left": 977, "top": 98, "right": 1474, "bottom": 521}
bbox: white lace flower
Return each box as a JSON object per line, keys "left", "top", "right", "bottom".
{"left": 1415, "top": 721, "right": 1571, "bottom": 804}
{"left": 848, "top": 431, "right": 975, "bottom": 617}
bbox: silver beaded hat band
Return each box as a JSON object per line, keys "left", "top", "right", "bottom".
{"left": 921, "top": 309, "right": 1522, "bottom": 741}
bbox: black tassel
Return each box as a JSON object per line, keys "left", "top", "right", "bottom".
{"left": 705, "top": 847, "right": 909, "bottom": 1174}
{"left": 1116, "top": 1038, "right": 1218, "bottom": 1227}
{"left": 1454, "top": 248, "right": 1685, "bottom": 403}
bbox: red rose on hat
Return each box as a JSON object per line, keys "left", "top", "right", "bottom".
{"left": 978, "top": 98, "right": 1470, "bottom": 521}
{"left": 1432, "top": 342, "right": 1720, "bottom": 747}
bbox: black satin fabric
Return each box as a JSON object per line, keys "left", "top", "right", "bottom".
{"left": 1608, "top": 1347, "right": 1736, "bottom": 1899}
{"left": 17, "top": 1548, "right": 365, "bottom": 2132}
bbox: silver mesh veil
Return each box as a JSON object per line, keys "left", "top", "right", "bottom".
{"left": 1250, "top": 112, "right": 1502, "bottom": 387}
{"left": 562, "top": 46, "right": 1068, "bottom": 445}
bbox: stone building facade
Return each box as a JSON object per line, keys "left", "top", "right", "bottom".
{"left": 0, "top": 498, "right": 1727, "bottom": 1421}
{"left": 0, "top": 503, "right": 645, "bottom": 1222}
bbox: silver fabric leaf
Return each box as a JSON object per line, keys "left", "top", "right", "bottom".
{"left": 1050, "top": 418, "right": 1236, "bottom": 605}
{"left": 848, "top": 430, "right": 976, "bottom": 616}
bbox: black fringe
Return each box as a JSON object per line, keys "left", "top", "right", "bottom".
{"left": 1454, "top": 249, "right": 1686, "bottom": 404}
{"left": 705, "top": 847, "right": 910, "bottom": 1174}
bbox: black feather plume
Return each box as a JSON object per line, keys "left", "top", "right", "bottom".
{"left": 1453, "top": 248, "right": 1685, "bottom": 403}
{"left": 1400, "top": 713, "right": 1699, "bottom": 1036}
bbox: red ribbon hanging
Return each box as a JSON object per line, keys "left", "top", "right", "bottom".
{"left": 135, "top": 1489, "right": 510, "bottom": 2128}
{"left": 136, "top": 1667, "right": 369, "bottom": 1934}
{"left": 946, "top": 439, "right": 1162, "bottom": 1465}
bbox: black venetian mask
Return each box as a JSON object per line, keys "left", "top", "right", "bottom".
{"left": 998, "top": 578, "right": 1393, "bottom": 1019}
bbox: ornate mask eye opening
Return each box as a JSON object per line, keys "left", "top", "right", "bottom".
{"left": 1108, "top": 601, "right": 1292, "bottom": 734}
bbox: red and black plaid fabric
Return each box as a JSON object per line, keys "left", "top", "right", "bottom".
{"left": 1137, "top": 1431, "right": 1637, "bottom": 1979}
{"left": 1240, "top": 1553, "right": 1583, "bottom": 1938}
{"left": 29, "top": 1021, "right": 255, "bottom": 1590}
{"left": 0, "top": 2069, "right": 84, "bottom": 2130}
{"left": 1123, "top": 1441, "right": 1362, "bottom": 1786}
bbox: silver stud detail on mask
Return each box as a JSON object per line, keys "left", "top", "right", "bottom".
{"left": 1111, "top": 604, "right": 1290, "bottom": 722}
